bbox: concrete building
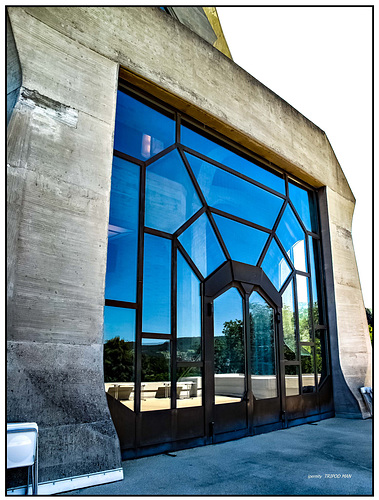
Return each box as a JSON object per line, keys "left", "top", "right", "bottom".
{"left": 7, "top": 6, "right": 371, "bottom": 495}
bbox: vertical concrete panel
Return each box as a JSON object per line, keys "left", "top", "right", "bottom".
{"left": 326, "top": 188, "right": 372, "bottom": 417}
{"left": 7, "top": 9, "right": 121, "bottom": 486}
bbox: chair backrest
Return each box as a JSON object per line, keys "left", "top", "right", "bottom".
{"left": 7, "top": 422, "right": 38, "bottom": 469}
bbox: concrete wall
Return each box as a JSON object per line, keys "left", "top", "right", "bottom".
{"left": 7, "top": 5, "right": 371, "bottom": 486}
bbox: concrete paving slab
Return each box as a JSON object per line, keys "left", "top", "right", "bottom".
{"left": 61, "top": 417, "right": 372, "bottom": 496}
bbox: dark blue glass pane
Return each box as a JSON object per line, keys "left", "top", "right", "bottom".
{"left": 177, "top": 251, "right": 201, "bottom": 362}
{"left": 104, "top": 307, "right": 135, "bottom": 393}
{"left": 276, "top": 205, "right": 307, "bottom": 272}
{"left": 142, "top": 234, "right": 171, "bottom": 333}
{"left": 178, "top": 213, "right": 226, "bottom": 277}
{"left": 181, "top": 125, "right": 285, "bottom": 194}
{"left": 185, "top": 153, "right": 283, "bottom": 229}
{"left": 145, "top": 150, "right": 202, "bottom": 233}
{"left": 289, "top": 182, "right": 313, "bottom": 231}
{"left": 261, "top": 239, "right": 291, "bottom": 291}
{"left": 308, "top": 236, "right": 319, "bottom": 324}
{"left": 114, "top": 90, "right": 175, "bottom": 160}
{"left": 213, "top": 214, "right": 269, "bottom": 266}
{"left": 105, "top": 157, "right": 139, "bottom": 302}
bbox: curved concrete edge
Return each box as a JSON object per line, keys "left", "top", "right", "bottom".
{"left": 319, "top": 188, "right": 371, "bottom": 419}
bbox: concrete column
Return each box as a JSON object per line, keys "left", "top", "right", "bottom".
{"left": 326, "top": 188, "right": 372, "bottom": 418}
{"left": 7, "top": 9, "right": 121, "bottom": 486}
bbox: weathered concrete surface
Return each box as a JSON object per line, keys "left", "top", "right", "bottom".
{"left": 326, "top": 187, "right": 372, "bottom": 417}
{"left": 7, "top": 13, "right": 22, "bottom": 124}
{"left": 61, "top": 418, "right": 372, "bottom": 496}
{"left": 6, "top": 5, "right": 371, "bottom": 486}
{"left": 7, "top": 7, "right": 121, "bottom": 487}
{"left": 10, "top": 6, "right": 353, "bottom": 200}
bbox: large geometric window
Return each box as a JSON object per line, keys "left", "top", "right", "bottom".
{"left": 104, "top": 85, "right": 329, "bottom": 411}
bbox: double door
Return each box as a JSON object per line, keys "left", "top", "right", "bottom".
{"left": 203, "top": 261, "right": 283, "bottom": 442}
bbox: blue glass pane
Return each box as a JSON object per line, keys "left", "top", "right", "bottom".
{"left": 289, "top": 182, "right": 313, "bottom": 231}
{"left": 181, "top": 125, "right": 285, "bottom": 194}
{"left": 145, "top": 150, "right": 202, "bottom": 233}
{"left": 104, "top": 306, "right": 135, "bottom": 343}
{"left": 177, "top": 251, "right": 201, "bottom": 362}
{"left": 114, "top": 90, "right": 175, "bottom": 160}
{"left": 185, "top": 152, "right": 283, "bottom": 229}
{"left": 276, "top": 205, "right": 307, "bottom": 272}
{"left": 105, "top": 157, "right": 139, "bottom": 302}
{"left": 104, "top": 306, "right": 135, "bottom": 387}
{"left": 213, "top": 214, "right": 269, "bottom": 266}
{"left": 142, "top": 234, "right": 171, "bottom": 333}
{"left": 178, "top": 213, "right": 226, "bottom": 277}
{"left": 261, "top": 239, "right": 291, "bottom": 291}
{"left": 308, "top": 236, "right": 320, "bottom": 324}
{"left": 297, "top": 275, "right": 311, "bottom": 342}
{"left": 282, "top": 281, "right": 297, "bottom": 360}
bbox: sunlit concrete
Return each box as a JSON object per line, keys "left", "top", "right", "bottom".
{"left": 60, "top": 417, "right": 372, "bottom": 496}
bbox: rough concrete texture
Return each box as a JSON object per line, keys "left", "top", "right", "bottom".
{"left": 326, "top": 188, "right": 372, "bottom": 417}
{"left": 6, "top": 5, "right": 371, "bottom": 485}
{"left": 9, "top": 6, "right": 354, "bottom": 199}
{"left": 7, "top": 6, "right": 121, "bottom": 486}
{"left": 61, "top": 418, "right": 372, "bottom": 496}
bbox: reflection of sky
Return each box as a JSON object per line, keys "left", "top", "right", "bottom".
{"left": 142, "top": 234, "right": 171, "bottom": 334}
{"left": 104, "top": 306, "right": 135, "bottom": 343}
{"left": 213, "top": 288, "right": 243, "bottom": 337}
{"left": 181, "top": 125, "right": 285, "bottom": 195}
{"left": 177, "top": 251, "right": 201, "bottom": 339}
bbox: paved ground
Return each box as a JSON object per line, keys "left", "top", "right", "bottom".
{"left": 62, "top": 417, "right": 372, "bottom": 496}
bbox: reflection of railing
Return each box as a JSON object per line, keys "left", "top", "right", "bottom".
{"left": 105, "top": 381, "right": 198, "bottom": 401}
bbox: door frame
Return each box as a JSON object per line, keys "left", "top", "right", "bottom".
{"left": 203, "top": 261, "right": 284, "bottom": 442}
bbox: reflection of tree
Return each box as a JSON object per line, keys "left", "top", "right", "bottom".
{"left": 104, "top": 336, "right": 134, "bottom": 382}
{"left": 283, "top": 303, "right": 296, "bottom": 360}
{"left": 141, "top": 342, "right": 170, "bottom": 382}
{"left": 214, "top": 319, "right": 244, "bottom": 374}
{"left": 250, "top": 303, "right": 275, "bottom": 375}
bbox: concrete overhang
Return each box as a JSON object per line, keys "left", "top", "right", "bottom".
{"left": 8, "top": 6, "right": 354, "bottom": 205}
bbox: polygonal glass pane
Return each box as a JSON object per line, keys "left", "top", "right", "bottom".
{"left": 177, "top": 251, "right": 201, "bottom": 362}
{"left": 261, "top": 239, "right": 291, "bottom": 291}
{"left": 289, "top": 181, "right": 318, "bottom": 232}
{"left": 214, "top": 287, "right": 245, "bottom": 404}
{"left": 276, "top": 204, "right": 307, "bottom": 272}
{"left": 114, "top": 90, "right": 175, "bottom": 160}
{"left": 105, "top": 157, "right": 139, "bottom": 302}
{"left": 213, "top": 214, "right": 269, "bottom": 266}
{"left": 178, "top": 213, "right": 226, "bottom": 277}
{"left": 282, "top": 280, "right": 297, "bottom": 360}
{"left": 249, "top": 292, "right": 277, "bottom": 400}
{"left": 185, "top": 152, "right": 283, "bottom": 229}
{"left": 145, "top": 150, "right": 202, "bottom": 233}
{"left": 142, "top": 234, "right": 171, "bottom": 334}
{"left": 181, "top": 124, "right": 285, "bottom": 194}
